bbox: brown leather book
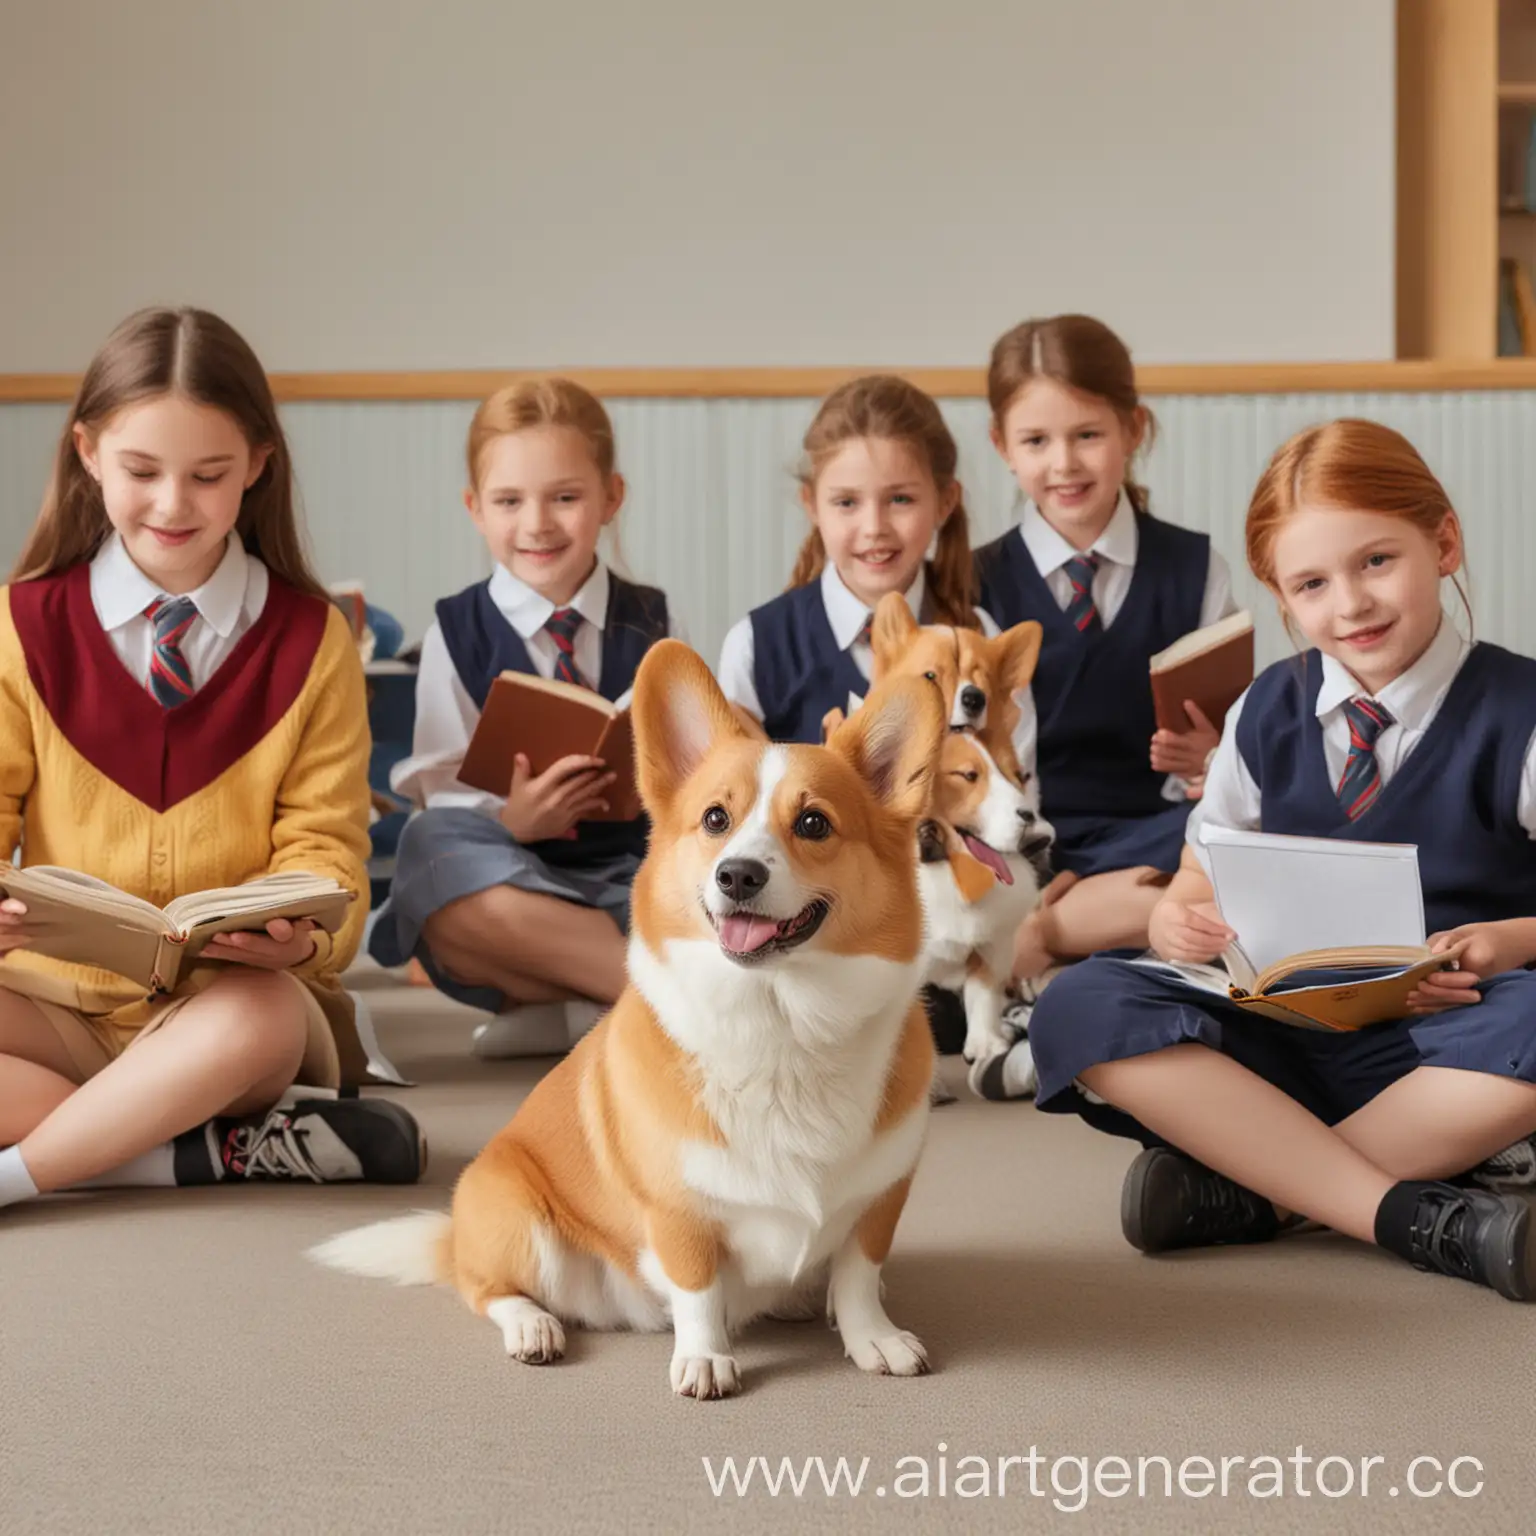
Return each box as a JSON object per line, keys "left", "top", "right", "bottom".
{"left": 1149, "top": 610, "right": 1255, "bottom": 732}
{"left": 457, "top": 671, "right": 642, "bottom": 822}
{"left": 0, "top": 867, "right": 353, "bottom": 994}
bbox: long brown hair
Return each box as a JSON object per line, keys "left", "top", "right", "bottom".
{"left": 986, "top": 313, "right": 1156, "bottom": 513}
{"left": 1246, "top": 417, "right": 1471, "bottom": 635}
{"left": 788, "top": 374, "right": 977, "bottom": 628}
{"left": 12, "top": 307, "right": 325, "bottom": 596}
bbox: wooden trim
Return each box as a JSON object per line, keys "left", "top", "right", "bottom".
{"left": 14, "top": 359, "right": 1536, "bottom": 404}
{"left": 1396, "top": 0, "right": 1499, "bottom": 360}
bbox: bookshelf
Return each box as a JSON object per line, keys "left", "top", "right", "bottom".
{"left": 1397, "top": 0, "right": 1536, "bottom": 361}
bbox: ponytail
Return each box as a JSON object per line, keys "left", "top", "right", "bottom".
{"left": 786, "top": 526, "right": 827, "bottom": 591}
{"left": 926, "top": 504, "right": 978, "bottom": 628}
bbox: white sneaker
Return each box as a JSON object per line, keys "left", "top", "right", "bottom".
{"left": 471, "top": 1002, "right": 570, "bottom": 1059}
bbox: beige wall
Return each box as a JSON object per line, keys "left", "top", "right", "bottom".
{"left": 0, "top": 0, "right": 1395, "bottom": 372}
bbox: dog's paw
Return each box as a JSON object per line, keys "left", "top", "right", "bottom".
{"left": 671, "top": 1352, "right": 742, "bottom": 1399}
{"left": 928, "top": 1071, "right": 959, "bottom": 1107}
{"left": 487, "top": 1298, "right": 566, "bottom": 1364}
{"left": 844, "top": 1329, "right": 931, "bottom": 1377}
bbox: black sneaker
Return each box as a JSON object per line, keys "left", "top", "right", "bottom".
{"left": 176, "top": 1098, "right": 426, "bottom": 1185}
{"left": 1121, "top": 1148, "right": 1281, "bottom": 1254}
{"left": 1394, "top": 1183, "right": 1535, "bottom": 1302}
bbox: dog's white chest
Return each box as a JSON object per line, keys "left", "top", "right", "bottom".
{"left": 679, "top": 1073, "right": 927, "bottom": 1290}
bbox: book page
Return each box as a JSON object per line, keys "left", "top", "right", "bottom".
{"left": 163, "top": 873, "right": 348, "bottom": 934}
{"left": 1150, "top": 610, "right": 1253, "bottom": 672}
{"left": 1, "top": 866, "right": 169, "bottom": 930}
{"left": 1200, "top": 826, "right": 1426, "bottom": 977}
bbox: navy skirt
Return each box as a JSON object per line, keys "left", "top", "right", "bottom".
{"left": 1030, "top": 953, "right": 1536, "bottom": 1146}
{"left": 368, "top": 806, "right": 638, "bottom": 1013}
{"left": 1048, "top": 801, "right": 1192, "bottom": 879}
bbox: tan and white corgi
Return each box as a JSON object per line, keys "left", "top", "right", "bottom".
{"left": 310, "top": 642, "right": 947, "bottom": 1400}
{"left": 864, "top": 594, "right": 1055, "bottom": 1071}
{"left": 918, "top": 732, "right": 1052, "bottom": 1064}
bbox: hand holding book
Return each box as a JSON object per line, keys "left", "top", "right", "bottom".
{"left": 1149, "top": 699, "right": 1221, "bottom": 778}
{"left": 201, "top": 917, "right": 319, "bottom": 970}
{"left": 498, "top": 753, "right": 617, "bottom": 842}
{"left": 1406, "top": 919, "right": 1536, "bottom": 1013}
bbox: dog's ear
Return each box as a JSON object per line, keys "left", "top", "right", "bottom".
{"left": 820, "top": 706, "right": 847, "bottom": 742}
{"left": 991, "top": 620, "right": 1043, "bottom": 696}
{"left": 869, "top": 590, "right": 919, "bottom": 675}
{"left": 729, "top": 703, "right": 769, "bottom": 742}
{"left": 632, "top": 641, "right": 747, "bottom": 812}
{"left": 828, "top": 673, "right": 944, "bottom": 823}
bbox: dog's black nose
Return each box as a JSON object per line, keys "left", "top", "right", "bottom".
{"left": 715, "top": 858, "right": 769, "bottom": 903}
{"left": 959, "top": 685, "right": 986, "bottom": 719}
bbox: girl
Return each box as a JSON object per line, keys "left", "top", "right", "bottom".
{"left": 717, "top": 373, "right": 997, "bottom": 744}
{"left": 1026, "top": 419, "right": 1536, "bottom": 1301}
{"left": 0, "top": 307, "right": 423, "bottom": 1215}
{"left": 974, "top": 315, "right": 1238, "bottom": 990}
{"left": 369, "top": 379, "right": 679, "bottom": 1059}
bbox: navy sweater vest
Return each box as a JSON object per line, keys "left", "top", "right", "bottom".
{"left": 974, "top": 514, "right": 1208, "bottom": 822}
{"left": 1235, "top": 645, "right": 1536, "bottom": 934}
{"left": 436, "top": 574, "right": 669, "bottom": 865}
{"left": 748, "top": 582, "right": 896, "bottom": 745}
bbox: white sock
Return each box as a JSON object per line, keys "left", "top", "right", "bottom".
{"left": 0, "top": 1144, "right": 40, "bottom": 1208}
{"left": 69, "top": 1143, "right": 177, "bottom": 1190}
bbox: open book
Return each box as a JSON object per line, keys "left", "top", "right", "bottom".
{"left": 457, "top": 671, "right": 642, "bottom": 822}
{"left": 1138, "top": 826, "right": 1464, "bottom": 1030}
{"left": 1149, "top": 611, "right": 1254, "bottom": 733}
{"left": 0, "top": 867, "right": 353, "bottom": 994}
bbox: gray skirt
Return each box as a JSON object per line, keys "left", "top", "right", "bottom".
{"left": 367, "top": 806, "right": 639, "bottom": 1013}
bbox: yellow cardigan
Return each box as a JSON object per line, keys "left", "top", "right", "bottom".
{"left": 0, "top": 565, "right": 374, "bottom": 1082}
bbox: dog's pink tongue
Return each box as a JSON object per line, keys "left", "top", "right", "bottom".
{"left": 719, "top": 913, "right": 780, "bottom": 953}
{"left": 962, "top": 834, "right": 1014, "bottom": 886}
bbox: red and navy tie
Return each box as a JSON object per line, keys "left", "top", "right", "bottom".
{"left": 145, "top": 597, "right": 198, "bottom": 708}
{"left": 1337, "top": 696, "right": 1394, "bottom": 820}
{"left": 545, "top": 606, "right": 587, "bottom": 688}
{"left": 853, "top": 614, "right": 873, "bottom": 650}
{"left": 1063, "top": 552, "right": 1102, "bottom": 633}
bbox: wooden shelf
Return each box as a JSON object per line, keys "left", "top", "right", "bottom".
{"left": 1499, "top": 81, "right": 1536, "bottom": 103}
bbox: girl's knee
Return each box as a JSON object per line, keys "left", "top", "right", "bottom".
{"left": 186, "top": 971, "right": 308, "bottom": 1067}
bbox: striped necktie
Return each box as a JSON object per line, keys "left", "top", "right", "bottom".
{"left": 145, "top": 597, "right": 198, "bottom": 708}
{"left": 1063, "top": 552, "right": 1102, "bottom": 633}
{"left": 852, "top": 614, "right": 873, "bottom": 651}
{"left": 1337, "top": 697, "right": 1395, "bottom": 820}
{"left": 545, "top": 606, "right": 587, "bottom": 688}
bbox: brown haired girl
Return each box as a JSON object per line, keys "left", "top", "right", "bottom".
{"left": 971, "top": 314, "right": 1241, "bottom": 1025}
{"left": 0, "top": 307, "right": 423, "bottom": 1218}
{"left": 717, "top": 373, "right": 998, "bottom": 744}
{"left": 369, "top": 377, "right": 681, "bottom": 1060}
{"left": 1023, "top": 418, "right": 1536, "bottom": 1301}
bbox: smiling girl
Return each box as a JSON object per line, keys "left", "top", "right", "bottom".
{"left": 717, "top": 373, "right": 997, "bottom": 744}
{"left": 1025, "top": 419, "right": 1536, "bottom": 1301}
{"left": 0, "top": 307, "right": 423, "bottom": 1217}
{"left": 369, "top": 378, "right": 681, "bottom": 1058}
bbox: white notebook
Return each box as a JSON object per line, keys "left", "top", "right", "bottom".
{"left": 1199, "top": 824, "right": 1426, "bottom": 977}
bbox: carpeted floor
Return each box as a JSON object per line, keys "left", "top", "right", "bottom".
{"left": 4, "top": 964, "right": 1533, "bottom": 1535}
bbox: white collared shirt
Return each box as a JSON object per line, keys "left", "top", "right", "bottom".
{"left": 90, "top": 531, "right": 268, "bottom": 690}
{"left": 1016, "top": 490, "right": 1236, "bottom": 632}
{"left": 1188, "top": 617, "right": 1536, "bottom": 869}
{"left": 716, "top": 563, "right": 1001, "bottom": 726}
{"left": 392, "top": 561, "right": 685, "bottom": 816}
{"left": 1008, "top": 491, "right": 1237, "bottom": 799}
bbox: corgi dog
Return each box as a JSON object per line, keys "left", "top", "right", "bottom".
{"left": 310, "top": 642, "right": 947, "bottom": 1400}
{"left": 865, "top": 594, "right": 1054, "bottom": 1069}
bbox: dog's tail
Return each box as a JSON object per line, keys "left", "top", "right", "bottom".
{"left": 306, "top": 1211, "right": 453, "bottom": 1287}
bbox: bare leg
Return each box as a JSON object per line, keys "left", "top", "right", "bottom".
{"left": 1014, "top": 867, "right": 1166, "bottom": 981}
{"left": 424, "top": 887, "right": 627, "bottom": 1005}
{"left": 1333, "top": 1067, "right": 1536, "bottom": 1181}
{"left": 0, "top": 991, "right": 88, "bottom": 1145}
{"left": 17, "top": 971, "right": 307, "bottom": 1191}
{"left": 1081, "top": 1044, "right": 1394, "bottom": 1244}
